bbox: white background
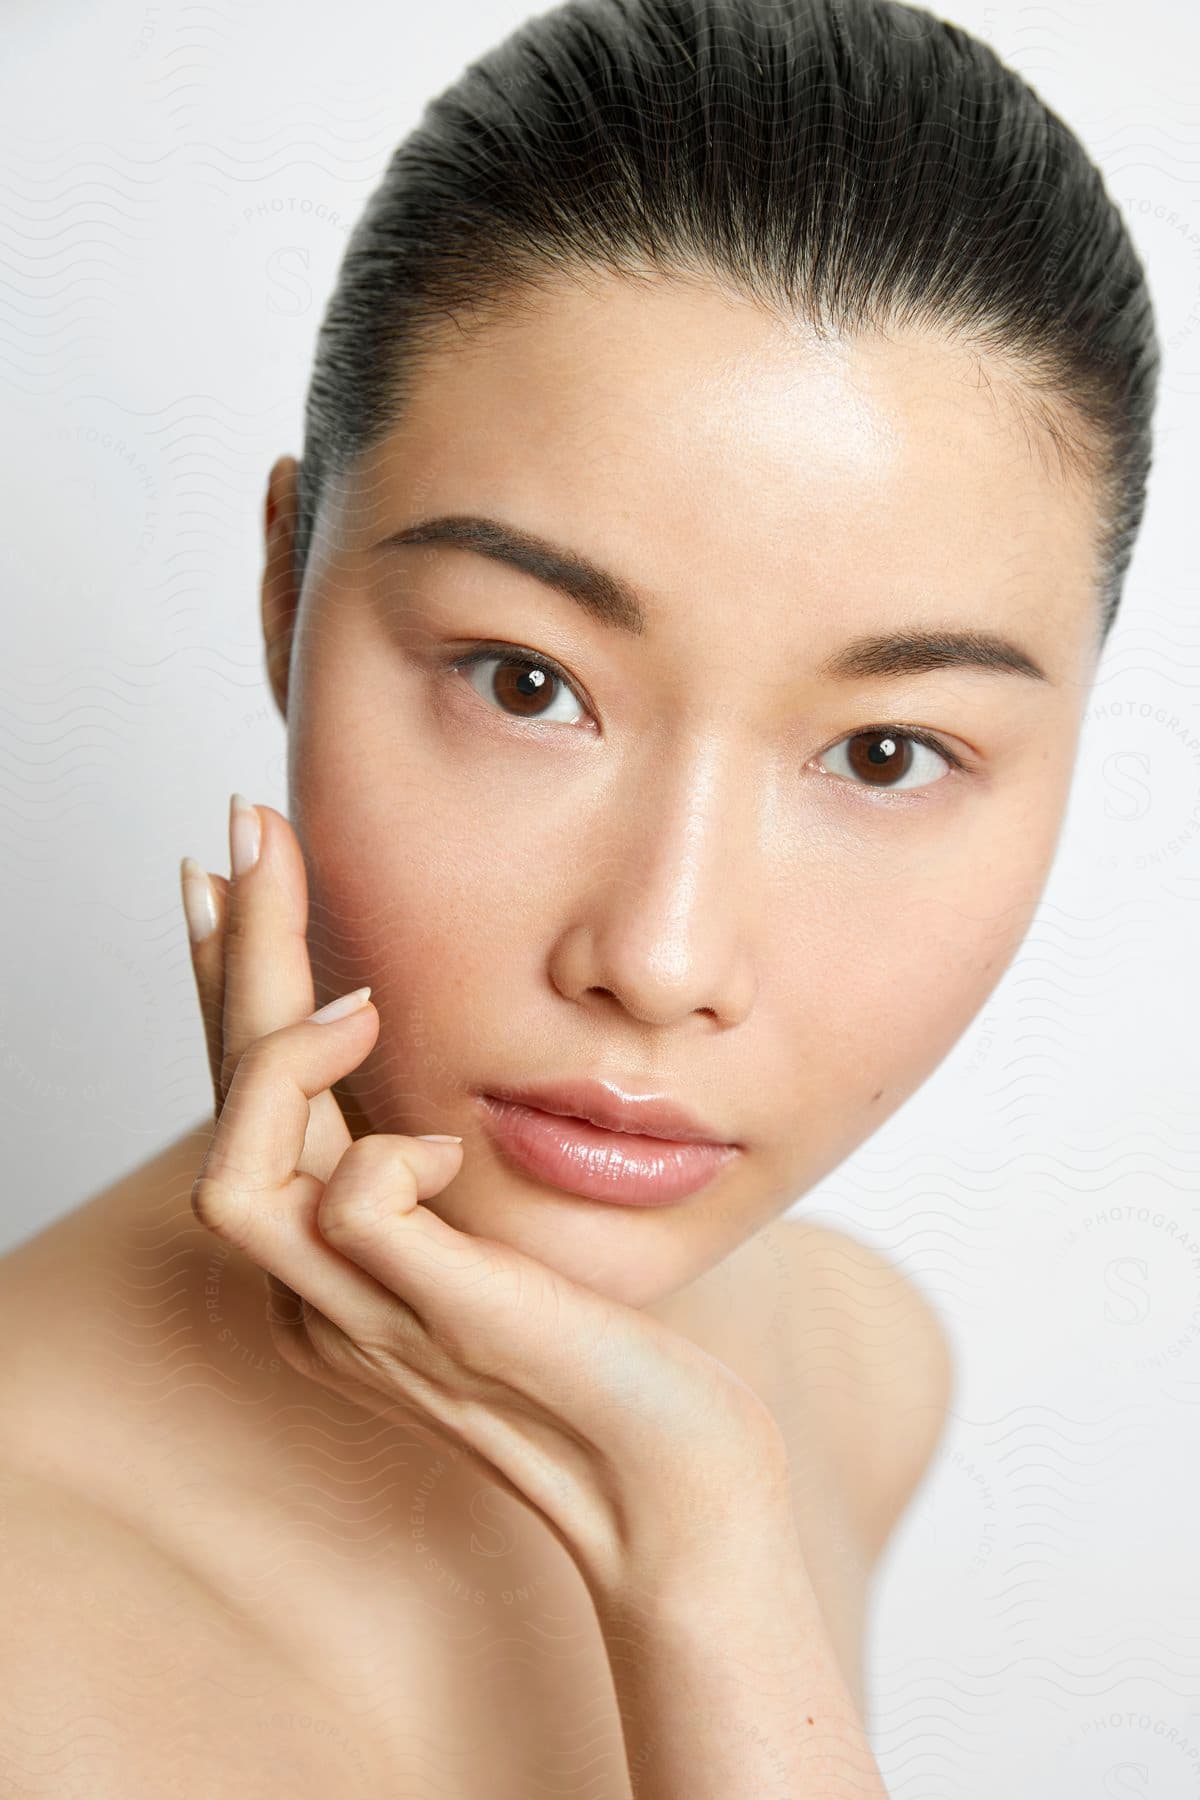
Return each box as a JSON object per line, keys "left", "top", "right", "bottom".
{"left": 2, "top": 1, "right": 1198, "bottom": 1794}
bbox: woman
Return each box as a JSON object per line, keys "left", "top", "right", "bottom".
{"left": 0, "top": 0, "right": 1158, "bottom": 1793}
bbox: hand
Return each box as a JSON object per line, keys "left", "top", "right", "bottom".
{"left": 178, "top": 796, "right": 791, "bottom": 1598}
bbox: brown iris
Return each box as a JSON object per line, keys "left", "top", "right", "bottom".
{"left": 845, "top": 731, "right": 914, "bottom": 787}
{"left": 489, "top": 656, "right": 556, "bottom": 718}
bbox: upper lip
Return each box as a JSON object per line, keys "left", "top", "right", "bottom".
{"left": 478, "top": 1079, "right": 738, "bottom": 1146}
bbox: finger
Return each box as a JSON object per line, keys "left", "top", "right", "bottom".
{"left": 313, "top": 1132, "right": 620, "bottom": 1397}
{"left": 181, "top": 857, "right": 307, "bottom": 1335}
{"left": 179, "top": 859, "right": 229, "bottom": 1119}
{"left": 196, "top": 988, "right": 378, "bottom": 1228}
{"left": 222, "top": 794, "right": 350, "bottom": 1179}
{"left": 223, "top": 795, "right": 313, "bottom": 1074}
{"left": 315, "top": 1132, "right": 471, "bottom": 1336}
{"left": 192, "top": 998, "right": 459, "bottom": 1330}
{"left": 263, "top": 1139, "right": 466, "bottom": 1338}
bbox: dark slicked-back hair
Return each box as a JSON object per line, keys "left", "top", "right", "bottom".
{"left": 293, "top": 0, "right": 1159, "bottom": 644}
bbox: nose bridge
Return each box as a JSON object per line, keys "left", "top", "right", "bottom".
{"left": 639, "top": 733, "right": 745, "bottom": 927}
{"left": 563, "top": 731, "right": 761, "bottom": 1026}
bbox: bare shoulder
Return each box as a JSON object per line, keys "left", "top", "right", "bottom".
{"left": 0, "top": 1462, "right": 365, "bottom": 1796}
{"left": 0, "top": 1460, "right": 211, "bottom": 1643}
{"left": 0, "top": 1464, "right": 234, "bottom": 1696}
{"left": 0, "top": 1464, "right": 209, "bottom": 1793}
{"left": 773, "top": 1217, "right": 955, "bottom": 1561}
{"left": 0, "top": 1119, "right": 215, "bottom": 1467}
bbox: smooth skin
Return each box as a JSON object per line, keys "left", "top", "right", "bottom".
{"left": 188, "top": 802, "right": 794, "bottom": 1601}
{"left": 187, "top": 795, "right": 882, "bottom": 1794}
{"left": 269, "top": 274, "right": 1101, "bottom": 1312}
{"left": 0, "top": 269, "right": 1103, "bottom": 1795}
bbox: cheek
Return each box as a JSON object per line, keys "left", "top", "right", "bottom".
{"left": 794, "top": 814, "right": 1052, "bottom": 1123}
{"left": 298, "top": 788, "right": 560, "bottom": 1126}
{"left": 288, "top": 666, "right": 579, "bottom": 1111}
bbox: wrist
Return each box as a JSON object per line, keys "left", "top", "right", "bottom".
{"left": 586, "top": 1480, "right": 806, "bottom": 1626}
{"left": 571, "top": 1409, "right": 796, "bottom": 1608}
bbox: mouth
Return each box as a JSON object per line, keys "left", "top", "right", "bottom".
{"left": 482, "top": 1078, "right": 737, "bottom": 1145}
{"left": 473, "top": 1089, "right": 741, "bottom": 1207}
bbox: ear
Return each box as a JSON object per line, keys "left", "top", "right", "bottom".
{"left": 261, "top": 454, "right": 301, "bottom": 721}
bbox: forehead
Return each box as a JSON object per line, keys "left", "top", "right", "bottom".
{"left": 352, "top": 274, "right": 1100, "bottom": 664}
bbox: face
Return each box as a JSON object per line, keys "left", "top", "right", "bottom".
{"left": 259, "top": 272, "right": 1101, "bottom": 1313}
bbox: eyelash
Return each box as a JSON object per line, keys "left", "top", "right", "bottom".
{"left": 441, "top": 640, "right": 968, "bottom": 789}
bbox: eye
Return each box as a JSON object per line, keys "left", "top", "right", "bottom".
{"left": 817, "top": 726, "right": 960, "bottom": 793}
{"left": 448, "top": 643, "right": 589, "bottom": 726}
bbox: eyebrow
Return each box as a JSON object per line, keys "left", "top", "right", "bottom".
{"left": 375, "top": 513, "right": 1050, "bottom": 684}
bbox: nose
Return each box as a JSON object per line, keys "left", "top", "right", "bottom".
{"left": 546, "top": 737, "right": 760, "bottom": 1030}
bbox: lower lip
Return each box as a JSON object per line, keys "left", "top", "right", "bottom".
{"left": 475, "top": 1095, "right": 739, "bottom": 1206}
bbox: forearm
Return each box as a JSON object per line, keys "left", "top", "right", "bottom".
{"left": 588, "top": 1523, "right": 888, "bottom": 1800}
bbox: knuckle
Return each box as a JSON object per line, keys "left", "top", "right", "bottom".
{"left": 318, "top": 1138, "right": 416, "bottom": 1243}
{"left": 351, "top": 1133, "right": 415, "bottom": 1174}
{"left": 190, "top": 1171, "right": 244, "bottom": 1243}
{"left": 318, "top": 1184, "right": 389, "bottom": 1245}
{"left": 189, "top": 1169, "right": 220, "bottom": 1227}
{"left": 318, "top": 1192, "right": 382, "bottom": 1244}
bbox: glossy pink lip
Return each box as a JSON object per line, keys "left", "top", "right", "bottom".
{"left": 475, "top": 1094, "right": 740, "bottom": 1206}
{"left": 481, "top": 1078, "right": 737, "bottom": 1146}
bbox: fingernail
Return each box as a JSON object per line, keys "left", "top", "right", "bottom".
{"left": 230, "top": 792, "right": 261, "bottom": 877}
{"left": 180, "top": 857, "right": 218, "bottom": 943}
{"left": 307, "top": 985, "right": 372, "bottom": 1024}
{"left": 417, "top": 1133, "right": 463, "bottom": 1143}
